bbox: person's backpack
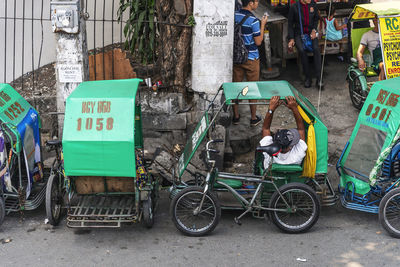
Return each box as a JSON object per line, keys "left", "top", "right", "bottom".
{"left": 233, "top": 14, "right": 250, "bottom": 65}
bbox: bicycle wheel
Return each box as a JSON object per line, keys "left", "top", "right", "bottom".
{"left": 379, "top": 188, "right": 400, "bottom": 238}
{"left": 142, "top": 196, "right": 154, "bottom": 229}
{"left": 170, "top": 186, "right": 221, "bottom": 236}
{"left": 0, "top": 197, "right": 5, "bottom": 226}
{"left": 348, "top": 71, "right": 368, "bottom": 110}
{"left": 269, "top": 183, "right": 320, "bottom": 233}
{"left": 45, "top": 173, "right": 64, "bottom": 226}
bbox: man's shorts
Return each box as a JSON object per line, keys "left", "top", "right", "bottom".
{"left": 233, "top": 58, "right": 260, "bottom": 82}
{"left": 372, "top": 47, "right": 383, "bottom": 73}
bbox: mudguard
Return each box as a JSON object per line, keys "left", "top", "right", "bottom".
{"left": 347, "top": 66, "right": 368, "bottom": 93}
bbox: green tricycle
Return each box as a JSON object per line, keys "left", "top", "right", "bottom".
{"left": 169, "top": 81, "right": 336, "bottom": 236}
{"left": 45, "top": 79, "right": 158, "bottom": 228}
{"left": 346, "top": 1, "right": 400, "bottom": 109}
{"left": 338, "top": 76, "right": 400, "bottom": 238}
{"left": 0, "top": 84, "right": 48, "bottom": 226}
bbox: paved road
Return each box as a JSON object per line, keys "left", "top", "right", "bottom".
{"left": 1, "top": 191, "right": 400, "bottom": 267}
{"left": 2, "top": 56, "right": 399, "bottom": 266}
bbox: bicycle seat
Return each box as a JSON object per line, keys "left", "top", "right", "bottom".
{"left": 46, "top": 140, "right": 62, "bottom": 146}
{"left": 256, "top": 143, "right": 281, "bottom": 157}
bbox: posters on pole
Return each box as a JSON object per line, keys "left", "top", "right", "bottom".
{"left": 379, "top": 16, "right": 400, "bottom": 79}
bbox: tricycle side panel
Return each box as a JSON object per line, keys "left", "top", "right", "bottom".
{"left": 178, "top": 112, "right": 209, "bottom": 178}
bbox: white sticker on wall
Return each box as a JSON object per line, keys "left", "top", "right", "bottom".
{"left": 58, "top": 64, "right": 82, "bottom": 83}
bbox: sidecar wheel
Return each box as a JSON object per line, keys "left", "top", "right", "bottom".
{"left": 143, "top": 196, "right": 154, "bottom": 228}
{"left": 0, "top": 197, "right": 5, "bottom": 226}
{"left": 269, "top": 183, "right": 320, "bottom": 233}
{"left": 46, "top": 174, "right": 64, "bottom": 226}
{"left": 379, "top": 188, "right": 400, "bottom": 238}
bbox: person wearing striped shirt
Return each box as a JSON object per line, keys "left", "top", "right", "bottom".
{"left": 233, "top": 0, "right": 268, "bottom": 127}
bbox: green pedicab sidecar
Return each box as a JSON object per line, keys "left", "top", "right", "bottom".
{"left": 223, "top": 81, "right": 335, "bottom": 205}
{"left": 337, "top": 76, "right": 400, "bottom": 237}
{"left": 48, "top": 78, "right": 157, "bottom": 228}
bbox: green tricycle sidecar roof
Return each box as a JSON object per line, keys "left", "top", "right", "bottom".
{"left": 223, "top": 81, "right": 293, "bottom": 103}
{"left": 0, "top": 83, "right": 38, "bottom": 126}
{"left": 62, "top": 78, "right": 142, "bottom": 177}
{"left": 223, "top": 81, "right": 328, "bottom": 174}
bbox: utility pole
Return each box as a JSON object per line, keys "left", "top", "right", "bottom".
{"left": 51, "top": 0, "right": 88, "bottom": 135}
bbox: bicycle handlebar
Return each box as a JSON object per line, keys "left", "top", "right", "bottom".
{"left": 205, "top": 139, "right": 224, "bottom": 165}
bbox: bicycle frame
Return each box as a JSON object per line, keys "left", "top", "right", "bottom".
{"left": 196, "top": 140, "right": 292, "bottom": 219}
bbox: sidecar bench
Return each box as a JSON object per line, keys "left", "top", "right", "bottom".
{"left": 214, "top": 178, "right": 243, "bottom": 189}
{"left": 271, "top": 163, "right": 303, "bottom": 173}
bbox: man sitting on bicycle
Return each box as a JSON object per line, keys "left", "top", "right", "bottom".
{"left": 357, "top": 16, "right": 385, "bottom": 81}
{"left": 260, "top": 96, "right": 307, "bottom": 168}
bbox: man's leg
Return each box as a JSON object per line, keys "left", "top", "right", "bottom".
{"left": 294, "top": 35, "right": 311, "bottom": 87}
{"left": 244, "top": 59, "right": 261, "bottom": 125}
{"left": 379, "top": 62, "right": 385, "bottom": 81}
{"left": 312, "top": 38, "right": 322, "bottom": 86}
{"left": 233, "top": 64, "right": 245, "bottom": 120}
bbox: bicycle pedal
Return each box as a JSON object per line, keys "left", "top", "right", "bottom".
{"left": 234, "top": 217, "right": 242, "bottom": 226}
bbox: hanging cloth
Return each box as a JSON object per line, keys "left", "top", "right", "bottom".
{"left": 297, "top": 106, "right": 317, "bottom": 178}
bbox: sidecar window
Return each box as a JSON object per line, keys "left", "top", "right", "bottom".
{"left": 344, "top": 124, "right": 387, "bottom": 181}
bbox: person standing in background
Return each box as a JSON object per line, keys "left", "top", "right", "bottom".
{"left": 288, "top": 0, "right": 323, "bottom": 89}
{"left": 233, "top": 0, "right": 268, "bottom": 127}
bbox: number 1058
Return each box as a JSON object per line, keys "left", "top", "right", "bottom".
{"left": 77, "top": 117, "right": 114, "bottom": 131}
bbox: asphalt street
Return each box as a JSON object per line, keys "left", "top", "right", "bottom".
{"left": 1, "top": 56, "right": 399, "bottom": 266}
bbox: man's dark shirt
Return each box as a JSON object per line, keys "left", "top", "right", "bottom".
{"left": 288, "top": 1, "right": 320, "bottom": 39}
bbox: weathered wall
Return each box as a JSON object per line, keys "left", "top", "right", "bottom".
{"left": 191, "top": 0, "right": 234, "bottom": 95}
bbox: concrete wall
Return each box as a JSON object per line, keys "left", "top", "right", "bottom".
{"left": 0, "top": 0, "right": 128, "bottom": 83}
{"left": 191, "top": 0, "right": 235, "bottom": 95}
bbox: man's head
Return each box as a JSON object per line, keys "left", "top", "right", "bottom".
{"left": 300, "top": 0, "right": 312, "bottom": 4}
{"left": 274, "top": 129, "right": 301, "bottom": 153}
{"left": 242, "top": 0, "right": 259, "bottom": 10}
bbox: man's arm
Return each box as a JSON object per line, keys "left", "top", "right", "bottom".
{"left": 254, "top": 15, "right": 268, "bottom": 46}
{"left": 262, "top": 96, "right": 280, "bottom": 137}
{"left": 287, "top": 5, "right": 295, "bottom": 41}
{"left": 357, "top": 44, "right": 367, "bottom": 71}
{"left": 310, "top": 4, "right": 319, "bottom": 39}
{"left": 286, "top": 96, "right": 306, "bottom": 141}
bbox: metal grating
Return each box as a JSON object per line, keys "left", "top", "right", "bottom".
{"left": 67, "top": 195, "right": 137, "bottom": 228}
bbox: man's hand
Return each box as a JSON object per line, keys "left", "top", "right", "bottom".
{"left": 310, "top": 29, "right": 317, "bottom": 40}
{"left": 285, "top": 96, "right": 298, "bottom": 110}
{"left": 288, "top": 39, "right": 295, "bottom": 49}
{"left": 269, "top": 96, "right": 280, "bottom": 111}
{"left": 261, "top": 15, "right": 268, "bottom": 26}
{"left": 358, "top": 59, "right": 366, "bottom": 71}
{"left": 357, "top": 44, "right": 367, "bottom": 71}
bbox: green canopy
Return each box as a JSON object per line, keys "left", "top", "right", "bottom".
{"left": 0, "top": 83, "right": 41, "bottom": 152}
{"left": 0, "top": 83, "right": 36, "bottom": 127}
{"left": 222, "top": 81, "right": 328, "bottom": 174}
{"left": 62, "top": 79, "right": 142, "bottom": 177}
{"left": 339, "top": 77, "right": 400, "bottom": 194}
